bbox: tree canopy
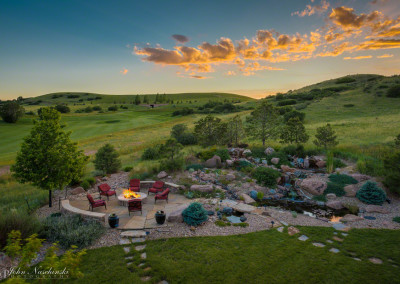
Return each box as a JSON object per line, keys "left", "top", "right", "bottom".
{"left": 194, "top": 115, "right": 227, "bottom": 146}
{"left": 280, "top": 117, "right": 309, "bottom": 145}
{"left": 94, "top": 144, "right": 121, "bottom": 174}
{"left": 0, "top": 101, "right": 25, "bottom": 123}
{"left": 313, "top": 123, "right": 338, "bottom": 149}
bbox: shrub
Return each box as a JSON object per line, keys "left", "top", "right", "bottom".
{"left": 249, "top": 147, "right": 266, "bottom": 158}
{"left": 387, "top": 85, "right": 400, "bottom": 98}
{"left": 142, "top": 146, "right": 161, "bottom": 160}
{"left": 93, "top": 144, "right": 121, "bottom": 174}
{"left": 324, "top": 182, "right": 345, "bottom": 197}
{"left": 93, "top": 106, "right": 102, "bottom": 111}
{"left": 108, "top": 106, "right": 118, "bottom": 111}
{"left": 0, "top": 210, "right": 42, "bottom": 248}
{"left": 41, "top": 214, "right": 105, "bottom": 249}
{"left": 233, "top": 222, "right": 249, "bottom": 227}
{"left": 159, "top": 157, "right": 184, "bottom": 171}
{"left": 124, "top": 166, "right": 133, "bottom": 172}
{"left": 277, "top": 106, "right": 294, "bottom": 115}
{"left": 326, "top": 152, "right": 334, "bottom": 174}
{"left": 281, "top": 144, "right": 308, "bottom": 158}
{"left": 336, "top": 77, "right": 356, "bottom": 84}
{"left": 177, "top": 132, "right": 197, "bottom": 145}
{"left": 0, "top": 101, "right": 25, "bottom": 123}
{"left": 343, "top": 104, "right": 355, "bottom": 108}
{"left": 328, "top": 174, "right": 357, "bottom": 185}
{"left": 266, "top": 151, "right": 290, "bottom": 167}
{"left": 277, "top": 99, "right": 297, "bottom": 106}
{"left": 55, "top": 104, "right": 71, "bottom": 113}
{"left": 86, "top": 177, "right": 96, "bottom": 186}
{"left": 356, "top": 156, "right": 384, "bottom": 176}
{"left": 235, "top": 160, "right": 254, "bottom": 171}
{"left": 383, "top": 151, "right": 400, "bottom": 195}
{"left": 215, "top": 220, "right": 231, "bottom": 227}
{"left": 84, "top": 106, "right": 93, "bottom": 113}
{"left": 283, "top": 110, "right": 305, "bottom": 122}
{"left": 356, "top": 181, "right": 387, "bottom": 205}
{"left": 81, "top": 180, "right": 90, "bottom": 190}
{"left": 215, "top": 149, "right": 230, "bottom": 162}
{"left": 252, "top": 167, "right": 281, "bottom": 187}
{"left": 333, "top": 158, "right": 346, "bottom": 169}
{"left": 393, "top": 217, "right": 400, "bottom": 224}
{"left": 182, "top": 202, "right": 208, "bottom": 226}
{"left": 197, "top": 147, "right": 217, "bottom": 161}
{"left": 186, "top": 164, "right": 204, "bottom": 171}
{"left": 312, "top": 195, "right": 327, "bottom": 202}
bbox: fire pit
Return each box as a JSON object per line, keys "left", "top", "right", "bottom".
{"left": 117, "top": 189, "right": 148, "bottom": 207}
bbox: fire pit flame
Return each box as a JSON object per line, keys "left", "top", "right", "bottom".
{"left": 123, "top": 189, "right": 140, "bottom": 199}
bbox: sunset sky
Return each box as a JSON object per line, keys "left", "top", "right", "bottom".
{"left": 1, "top": 0, "right": 400, "bottom": 100}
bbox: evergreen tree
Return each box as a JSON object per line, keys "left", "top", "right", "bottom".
{"left": 135, "top": 95, "right": 141, "bottom": 105}
{"left": 11, "top": 107, "right": 88, "bottom": 207}
{"left": 227, "top": 115, "right": 245, "bottom": 146}
{"left": 143, "top": 95, "right": 149, "bottom": 104}
{"left": 94, "top": 144, "right": 121, "bottom": 174}
{"left": 280, "top": 117, "right": 309, "bottom": 144}
{"left": 245, "top": 100, "right": 280, "bottom": 147}
{"left": 313, "top": 123, "right": 338, "bottom": 149}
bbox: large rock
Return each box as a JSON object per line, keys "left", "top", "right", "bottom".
{"left": 240, "top": 193, "right": 255, "bottom": 204}
{"left": 157, "top": 171, "right": 168, "bottom": 179}
{"left": 341, "top": 214, "right": 363, "bottom": 222}
{"left": 281, "top": 165, "right": 296, "bottom": 173}
{"left": 344, "top": 184, "right": 360, "bottom": 197}
{"left": 243, "top": 149, "right": 252, "bottom": 156}
{"left": 365, "top": 205, "right": 389, "bottom": 214}
{"left": 300, "top": 178, "right": 327, "bottom": 196}
{"left": 350, "top": 173, "right": 371, "bottom": 182}
{"left": 271, "top": 158, "right": 280, "bottom": 165}
{"left": 70, "top": 187, "right": 85, "bottom": 195}
{"left": 288, "top": 226, "right": 300, "bottom": 236}
{"left": 190, "top": 184, "right": 214, "bottom": 193}
{"left": 326, "top": 193, "right": 337, "bottom": 200}
{"left": 326, "top": 200, "right": 344, "bottom": 210}
{"left": 226, "top": 159, "right": 234, "bottom": 167}
{"left": 204, "top": 155, "right": 222, "bottom": 168}
{"left": 167, "top": 205, "right": 189, "bottom": 223}
{"left": 316, "top": 160, "right": 326, "bottom": 168}
{"left": 265, "top": 147, "right": 275, "bottom": 155}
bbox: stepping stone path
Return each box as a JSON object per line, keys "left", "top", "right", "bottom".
{"left": 353, "top": 258, "right": 361, "bottom": 261}
{"left": 312, "top": 243, "right": 326, "bottom": 247}
{"left": 369, "top": 257, "right": 383, "bottom": 264}
{"left": 329, "top": 248, "right": 340, "bottom": 253}
{"left": 298, "top": 235, "right": 309, "bottom": 241}
{"left": 277, "top": 227, "right": 284, "bottom": 233}
{"left": 326, "top": 240, "right": 333, "bottom": 244}
{"left": 332, "top": 236, "right": 344, "bottom": 242}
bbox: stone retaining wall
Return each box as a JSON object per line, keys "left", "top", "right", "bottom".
{"left": 61, "top": 199, "right": 106, "bottom": 222}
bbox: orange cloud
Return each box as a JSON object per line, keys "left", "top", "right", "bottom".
{"left": 329, "top": 6, "right": 382, "bottom": 30}
{"left": 120, "top": 68, "right": 128, "bottom": 75}
{"left": 377, "top": 53, "right": 394, "bottom": 58}
{"left": 292, "top": 0, "right": 330, "bottom": 17}
{"left": 172, "top": 34, "right": 189, "bottom": 44}
{"left": 343, "top": 55, "right": 373, "bottom": 60}
{"left": 358, "top": 39, "right": 400, "bottom": 50}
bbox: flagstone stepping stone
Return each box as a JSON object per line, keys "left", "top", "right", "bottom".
{"left": 277, "top": 227, "right": 284, "bottom": 233}
{"left": 369, "top": 257, "right": 383, "bottom": 264}
{"left": 364, "top": 216, "right": 376, "bottom": 220}
{"left": 123, "top": 247, "right": 131, "bottom": 253}
{"left": 312, "top": 243, "right": 325, "bottom": 247}
{"left": 121, "top": 230, "right": 147, "bottom": 238}
{"left": 135, "top": 245, "right": 147, "bottom": 251}
{"left": 298, "top": 235, "right": 309, "bottom": 241}
{"left": 131, "top": 238, "right": 146, "bottom": 243}
{"left": 139, "top": 263, "right": 146, "bottom": 267}
{"left": 341, "top": 233, "right": 348, "bottom": 237}
{"left": 141, "top": 276, "right": 152, "bottom": 281}
{"left": 332, "top": 236, "right": 344, "bottom": 242}
{"left": 280, "top": 221, "right": 289, "bottom": 226}
{"left": 119, "top": 238, "right": 131, "bottom": 245}
{"left": 144, "top": 267, "right": 152, "bottom": 271}
{"left": 127, "top": 262, "right": 133, "bottom": 266}
{"left": 125, "top": 256, "right": 133, "bottom": 260}
{"left": 141, "top": 252, "right": 147, "bottom": 259}
{"left": 326, "top": 240, "right": 333, "bottom": 244}
{"left": 329, "top": 248, "right": 340, "bottom": 253}
{"left": 353, "top": 258, "right": 361, "bottom": 261}
{"left": 332, "top": 223, "right": 349, "bottom": 231}
{"left": 227, "top": 215, "right": 242, "bottom": 224}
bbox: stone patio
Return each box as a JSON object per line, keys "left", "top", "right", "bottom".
{"left": 69, "top": 188, "right": 191, "bottom": 230}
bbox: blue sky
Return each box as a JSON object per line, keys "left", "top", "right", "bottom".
{"left": 1, "top": 0, "right": 399, "bottom": 99}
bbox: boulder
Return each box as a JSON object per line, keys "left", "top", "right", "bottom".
{"left": 204, "top": 155, "right": 222, "bottom": 168}
{"left": 190, "top": 184, "right": 213, "bottom": 193}
{"left": 157, "top": 171, "right": 168, "bottom": 179}
{"left": 243, "top": 149, "right": 252, "bottom": 156}
{"left": 225, "top": 174, "right": 236, "bottom": 181}
{"left": 303, "top": 159, "right": 310, "bottom": 169}
{"left": 365, "top": 205, "right": 389, "bottom": 214}
{"left": 350, "top": 173, "right": 371, "bottom": 182}
{"left": 167, "top": 205, "right": 189, "bottom": 223}
{"left": 281, "top": 165, "right": 296, "bottom": 173}
{"left": 249, "top": 190, "right": 258, "bottom": 200}
{"left": 240, "top": 193, "right": 256, "bottom": 204}
{"left": 344, "top": 184, "right": 361, "bottom": 197}
{"left": 70, "top": 187, "right": 85, "bottom": 195}
{"left": 271, "top": 158, "right": 280, "bottom": 165}
{"left": 300, "top": 178, "right": 327, "bottom": 196}
{"left": 326, "top": 200, "right": 344, "bottom": 210}
{"left": 326, "top": 193, "right": 337, "bottom": 200}
{"left": 226, "top": 159, "right": 234, "bottom": 167}
{"left": 341, "top": 214, "right": 364, "bottom": 222}
{"left": 265, "top": 147, "right": 275, "bottom": 155}
{"left": 316, "top": 160, "right": 326, "bottom": 168}
{"left": 288, "top": 226, "right": 300, "bottom": 236}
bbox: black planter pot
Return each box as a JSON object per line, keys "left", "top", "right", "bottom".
{"left": 108, "top": 215, "right": 119, "bottom": 228}
{"left": 155, "top": 211, "right": 166, "bottom": 225}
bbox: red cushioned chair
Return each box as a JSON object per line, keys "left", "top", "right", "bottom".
{"left": 129, "top": 179, "right": 141, "bottom": 192}
{"left": 148, "top": 181, "right": 164, "bottom": 195}
{"left": 128, "top": 199, "right": 142, "bottom": 216}
{"left": 98, "top": 183, "right": 116, "bottom": 201}
{"left": 87, "top": 194, "right": 107, "bottom": 211}
{"left": 155, "top": 188, "right": 170, "bottom": 204}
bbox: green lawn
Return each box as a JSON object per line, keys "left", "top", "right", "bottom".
{"left": 64, "top": 227, "right": 400, "bottom": 284}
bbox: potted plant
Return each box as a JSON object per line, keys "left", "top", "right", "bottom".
{"left": 108, "top": 213, "right": 119, "bottom": 228}
{"left": 155, "top": 210, "right": 166, "bottom": 225}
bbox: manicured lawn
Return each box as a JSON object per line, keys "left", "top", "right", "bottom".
{"left": 66, "top": 227, "right": 400, "bottom": 284}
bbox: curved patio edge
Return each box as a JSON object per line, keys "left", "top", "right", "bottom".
{"left": 61, "top": 199, "right": 106, "bottom": 222}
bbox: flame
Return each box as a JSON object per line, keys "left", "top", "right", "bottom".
{"left": 123, "top": 189, "right": 140, "bottom": 199}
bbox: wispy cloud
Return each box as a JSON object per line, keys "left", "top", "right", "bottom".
{"left": 343, "top": 55, "right": 373, "bottom": 60}
{"left": 120, "top": 68, "right": 128, "bottom": 75}
{"left": 292, "top": 0, "right": 330, "bottom": 17}
{"left": 377, "top": 53, "right": 394, "bottom": 58}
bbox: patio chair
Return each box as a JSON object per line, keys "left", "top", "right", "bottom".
{"left": 87, "top": 194, "right": 107, "bottom": 211}
{"left": 129, "top": 178, "right": 141, "bottom": 192}
{"left": 155, "top": 188, "right": 170, "bottom": 203}
{"left": 128, "top": 199, "right": 142, "bottom": 215}
{"left": 148, "top": 181, "right": 164, "bottom": 195}
{"left": 98, "top": 183, "right": 117, "bottom": 201}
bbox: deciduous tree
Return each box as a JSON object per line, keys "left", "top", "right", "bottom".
{"left": 194, "top": 115, "right": 227, "bottom": 146}
{"left": 0, "top": 100, "right": 25, "bottom": 123}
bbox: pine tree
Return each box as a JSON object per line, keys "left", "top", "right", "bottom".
{"left": 280, "top": 117, "right": 309, "bottom": 144}
{"left": 313, "top": 123, "right": 338, "bottom": 149}
{"left": 134, "top": 95, "right": 141, "bottom": 105}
